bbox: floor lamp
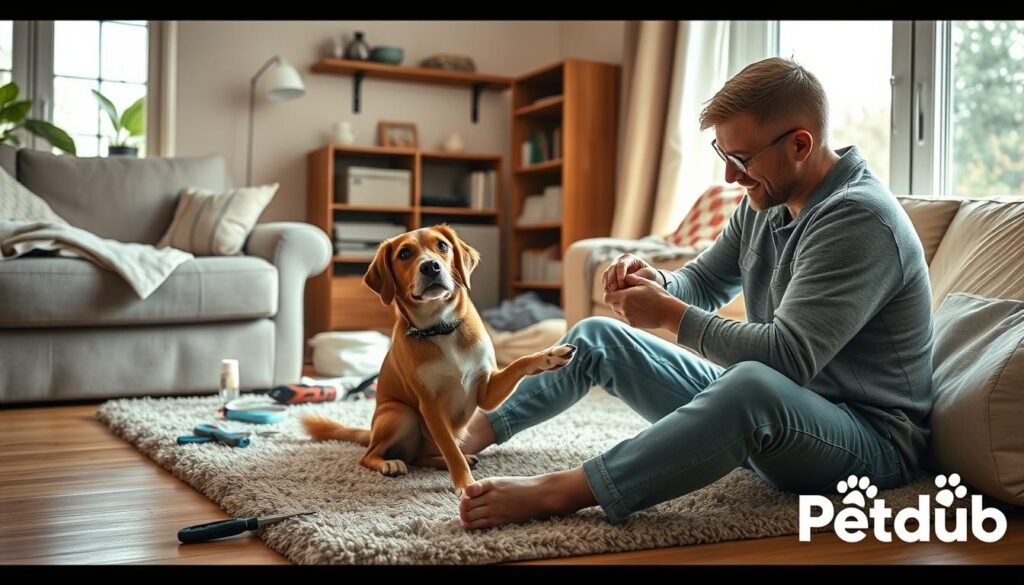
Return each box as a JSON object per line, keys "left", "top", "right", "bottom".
{"left": 247, "top": 56, "right": 306, "bottom": 186}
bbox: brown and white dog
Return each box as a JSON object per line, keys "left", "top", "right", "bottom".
{"left": 300, "top": 225, "right": 576, "bottom": 493}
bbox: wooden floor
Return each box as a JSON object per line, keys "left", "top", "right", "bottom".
{"left": 1, "top": 403, "right": 1022, "bottom": 565}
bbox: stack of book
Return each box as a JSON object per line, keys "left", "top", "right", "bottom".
{"left": 516, "top": 185, "right": 562, "bottom": 225}
{"left": 332, "top": 222, "right": 407, "bottom": 258}
{"left": 520, "top": 126, "right": 561, "bottom": 166}
{"left": 520, "top": 245, "right": 562, "bottom": 283}
{"left": 459, "top": 170, "right": 498, "bottom": 209}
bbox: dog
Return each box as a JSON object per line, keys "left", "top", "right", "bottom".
{"left": 300, "top": 225, "right": 577, "bottom": 493}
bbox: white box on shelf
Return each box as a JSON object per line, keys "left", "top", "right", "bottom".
{"left": 339, "top": 166, "right": 411, "bottom": 207}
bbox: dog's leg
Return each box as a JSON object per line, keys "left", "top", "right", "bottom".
{"left": 412, "top": 453, "right": 480, "bottom": 470}
{"left": 358, "top": 400, "right": 420, "bottom": 477}
{"left": 477, "top": 344, "right": 577, "bottom": 411}
{"left": 419, "top": 406, "right": 474, "bottom": 492}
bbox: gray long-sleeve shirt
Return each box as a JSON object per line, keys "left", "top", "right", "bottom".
{"left": 667, "top": 146, "right": 933, "bottom": 476}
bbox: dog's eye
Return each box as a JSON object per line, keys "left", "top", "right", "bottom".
{"left": 437, "top": 240, "right": 449, "bottom": 253}
{"left": 397, "top": 248, "right": 412, "bottom": 260}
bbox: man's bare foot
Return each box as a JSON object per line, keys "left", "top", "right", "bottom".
{"left": 458, "top": 467, "right": 597, "bottom": 530}
{"left": 459, "top": 408, "right": 497, "bottom": 455}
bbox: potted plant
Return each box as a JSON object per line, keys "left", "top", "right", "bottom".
{"left": 92, "top": 90, "right": 144, "bottom": 157}
{"left": 0, "top": 82, "right": 76, "bottom": 154}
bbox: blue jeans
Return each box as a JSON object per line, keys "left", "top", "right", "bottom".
{"left": 486, "top": 317, "right": 906, "bottom": 523}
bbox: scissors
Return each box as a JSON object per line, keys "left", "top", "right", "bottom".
{"left": 177, "top": 511, "right": 315, "bottom": 543}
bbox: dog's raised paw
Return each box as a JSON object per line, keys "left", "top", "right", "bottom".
{"left": 543, "top": 344, "right": 577, "bottom": 370}
{"left": 380, "top": 459, "right": 409, "bottom": 477}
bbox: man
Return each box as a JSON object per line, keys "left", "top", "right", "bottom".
{"left": 457, "top": 57, "right": 933, "bottom": 530}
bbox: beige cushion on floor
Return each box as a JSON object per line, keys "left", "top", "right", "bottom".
{"left": 0, "top": 166, "right": 67, "bottom": 224}
{"left": 896, "top": 195, "right": 961, "bottom": 265}
{"left": 928, "top": 198, "right": 1024, "bottom": 310}
{"left": 158, "top": 183, "right": 278, "bottom": 256}
{"left": 929, "top": 292, "right": 1024, "bottom": 506}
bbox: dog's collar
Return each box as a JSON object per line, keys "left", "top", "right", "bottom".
{"left": 406, "top": 318, "right": 463, "bottom": 339}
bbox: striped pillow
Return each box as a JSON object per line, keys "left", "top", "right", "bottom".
{"left": 157, "top": 183, "right": 277, "bottom": 256}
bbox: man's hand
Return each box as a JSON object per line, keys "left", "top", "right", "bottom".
{"left": 604, "top": 273, "right": 687, "bottom": 333}
{"left": 602, "top": 253, "right": 662, "bottom": 292}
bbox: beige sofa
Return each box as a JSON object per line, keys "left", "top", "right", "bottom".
{"left": 0, "top": 146, "right": 332, "bottom": 403}
{"left": 565, "top": 195, "right": 1024, "bottom": 506}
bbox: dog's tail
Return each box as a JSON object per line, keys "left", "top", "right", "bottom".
{"left": 299, "top": 413, "right": 371, "bottom": 445}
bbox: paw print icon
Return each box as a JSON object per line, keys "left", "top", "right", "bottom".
{"left": 935, "top": 473, "right": 968, "bottom": 507}
{"left": 837, "top": 475, "right": 878, "bottom": 507}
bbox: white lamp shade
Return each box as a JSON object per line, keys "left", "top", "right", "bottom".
{"left": 264, "top": 59, "right": 305, "bottom": 101}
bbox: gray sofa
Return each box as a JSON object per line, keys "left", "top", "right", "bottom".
{"left": 0, "top": 146, "right": 331, "bottom": 403}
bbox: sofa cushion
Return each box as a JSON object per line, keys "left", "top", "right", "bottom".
{"left": 928, "top": 198, "right": 1024, "bottom": 310}
{"left": 895, "top": 195, "right": 961, "bottom": 265}
{"left": 663, "top": 184, "right": 746, "bottom": 248}
{"left": 0, "top": 165, "right": 68, "bottom": 224}
{"left": 0, "top": 255, "right": 278, "bottom": 328}
{"left": 929, "top": 292, "right": 1024, "bottom": 506}
{"left": 158, "top": 183, "right": 278, "bottom": 256}
{"left": 0, "top": 143, "right": 16, "bottom": 178}
{"left": 16, "top": 149, "right": 229, "bottom": 245}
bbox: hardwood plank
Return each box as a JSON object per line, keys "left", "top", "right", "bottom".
{"left": 0, "top": 403, "right": 1020, "bottom": 565}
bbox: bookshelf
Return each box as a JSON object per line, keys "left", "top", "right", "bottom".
{"left": 508, "top": 59, "right": 620, "bottom": 306}
{"left": 307, "top": 144, "right": 502, "bottom": 335}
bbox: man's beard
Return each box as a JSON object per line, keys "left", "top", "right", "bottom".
{"left": 745, "top": 181, "right": 788, "bottom": 211}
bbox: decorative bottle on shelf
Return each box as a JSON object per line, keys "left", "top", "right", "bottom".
{"left": 344, "top": 31, "right": 371, "bottom": 61}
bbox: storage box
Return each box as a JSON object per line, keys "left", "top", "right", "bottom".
{"left": 338, "top": 166, "right": 411, "bottom": 207}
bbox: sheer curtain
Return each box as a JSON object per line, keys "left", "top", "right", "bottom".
{"left": 611, "top": 20, "right": 774, "bottom": 239}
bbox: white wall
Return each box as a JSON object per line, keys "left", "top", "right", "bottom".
{"left": 561, "top": 21, "right": 626, "bottom": 63}
{"left": 174, "top": 20, "right": 625, "bottom": 223}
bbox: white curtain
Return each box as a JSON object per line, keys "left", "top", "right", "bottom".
{"left": 613, "top": 20, "right": 774, "bottom": 238}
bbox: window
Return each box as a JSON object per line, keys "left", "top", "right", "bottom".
{"left": 777, "top": 20, "right": 1024, "bottom": 198}
{"left": 0, "top": 20, "right": 149, "bottom": 157}
{"left": 944, "top": 21, "right": 1024, "bottom": 197}
{"left": 778, "top": 21, "right": 894, "bottom": 189}
{"left": 0, "top": 20, "right": 11, "bottom": 86}
{"left": 52, "top": 20, "right": 148, "bottom": 157}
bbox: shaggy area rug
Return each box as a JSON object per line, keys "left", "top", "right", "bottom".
{"left": 97, "top": 390, "right": 946, "bottom": 564}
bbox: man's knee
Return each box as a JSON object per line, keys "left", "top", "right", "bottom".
{"left": 700, "top": 361, "right": 790, "bottom": 413}
{"left": 565, "top": 316, "right": 631, "bottom": 349}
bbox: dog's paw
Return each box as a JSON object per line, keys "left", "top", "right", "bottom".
{"left": 542, "top": 344, "right": 577, "bottom": 371}
{"left": 465, "top": 454, "right": 480, "bottom": 469}
{"left": 379, "top": 459, "right": 409, "bottom": 477}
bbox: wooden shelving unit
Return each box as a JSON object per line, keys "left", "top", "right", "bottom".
{"left": 508, "top": 59, "right": 620, "bottom": 305}
{"left": 306, "top": 144, "right": 503, "bottom": 335}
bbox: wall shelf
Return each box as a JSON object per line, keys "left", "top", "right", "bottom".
{"left": 311, "top": 58, "right": 513, "bottom": 123}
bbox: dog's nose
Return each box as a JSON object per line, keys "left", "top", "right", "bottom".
{"left": 420, "top": 260, "right": 442, "bottom": 277}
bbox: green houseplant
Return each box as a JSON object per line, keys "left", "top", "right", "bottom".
{"left": 92, "top": 90, "right": 144, "bottom": 157}
{"left": 0, "top": 82, "right": 76, "bottom": 155}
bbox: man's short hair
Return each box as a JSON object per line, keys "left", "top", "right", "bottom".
{"left": 699, "top": 57, "right": 830, "bottom": 145}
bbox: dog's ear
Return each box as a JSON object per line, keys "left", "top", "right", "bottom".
{"left": 364, "top": 239, "right": 396, "bottom": 305}
{"left": 435, "top": 225, "right": 480, "bottom": 291}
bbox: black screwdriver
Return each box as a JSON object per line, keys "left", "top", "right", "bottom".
{"left": 177, "top": 511, "right": 314, "bottom": 543}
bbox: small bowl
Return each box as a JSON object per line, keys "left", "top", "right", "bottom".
{"left": 369, "top": 46, "right": 404, "bottom": 65}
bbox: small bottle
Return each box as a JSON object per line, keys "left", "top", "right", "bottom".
{"left": 220, "top": 359, "right": 240, "bottom": 405}
{"left": 344, "top": 31, "right": 371, "bottom": 61}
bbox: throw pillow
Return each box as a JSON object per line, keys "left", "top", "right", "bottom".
{"left": 929, "top": 292, "right": 1024, "bottom": 506}
{"left": 0, "top": 165, "right": 68, "bottom": 224}
{"left": 663, "top": 184, "right": 745, "bottom": 248}
{"left": 157, "top": 183, "right": 278, "bottom": 256}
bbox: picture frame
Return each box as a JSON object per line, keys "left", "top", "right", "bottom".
{"left": 378, "top": 121, "right": 419, "bottom": 148}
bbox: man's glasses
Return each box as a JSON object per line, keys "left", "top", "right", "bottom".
{"left": 711, "top": 128, "right": 800, "bottom": 175}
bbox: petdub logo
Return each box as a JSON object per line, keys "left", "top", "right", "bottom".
{"left": 799, "top": 473, "right": 1007, "bottom": 543}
